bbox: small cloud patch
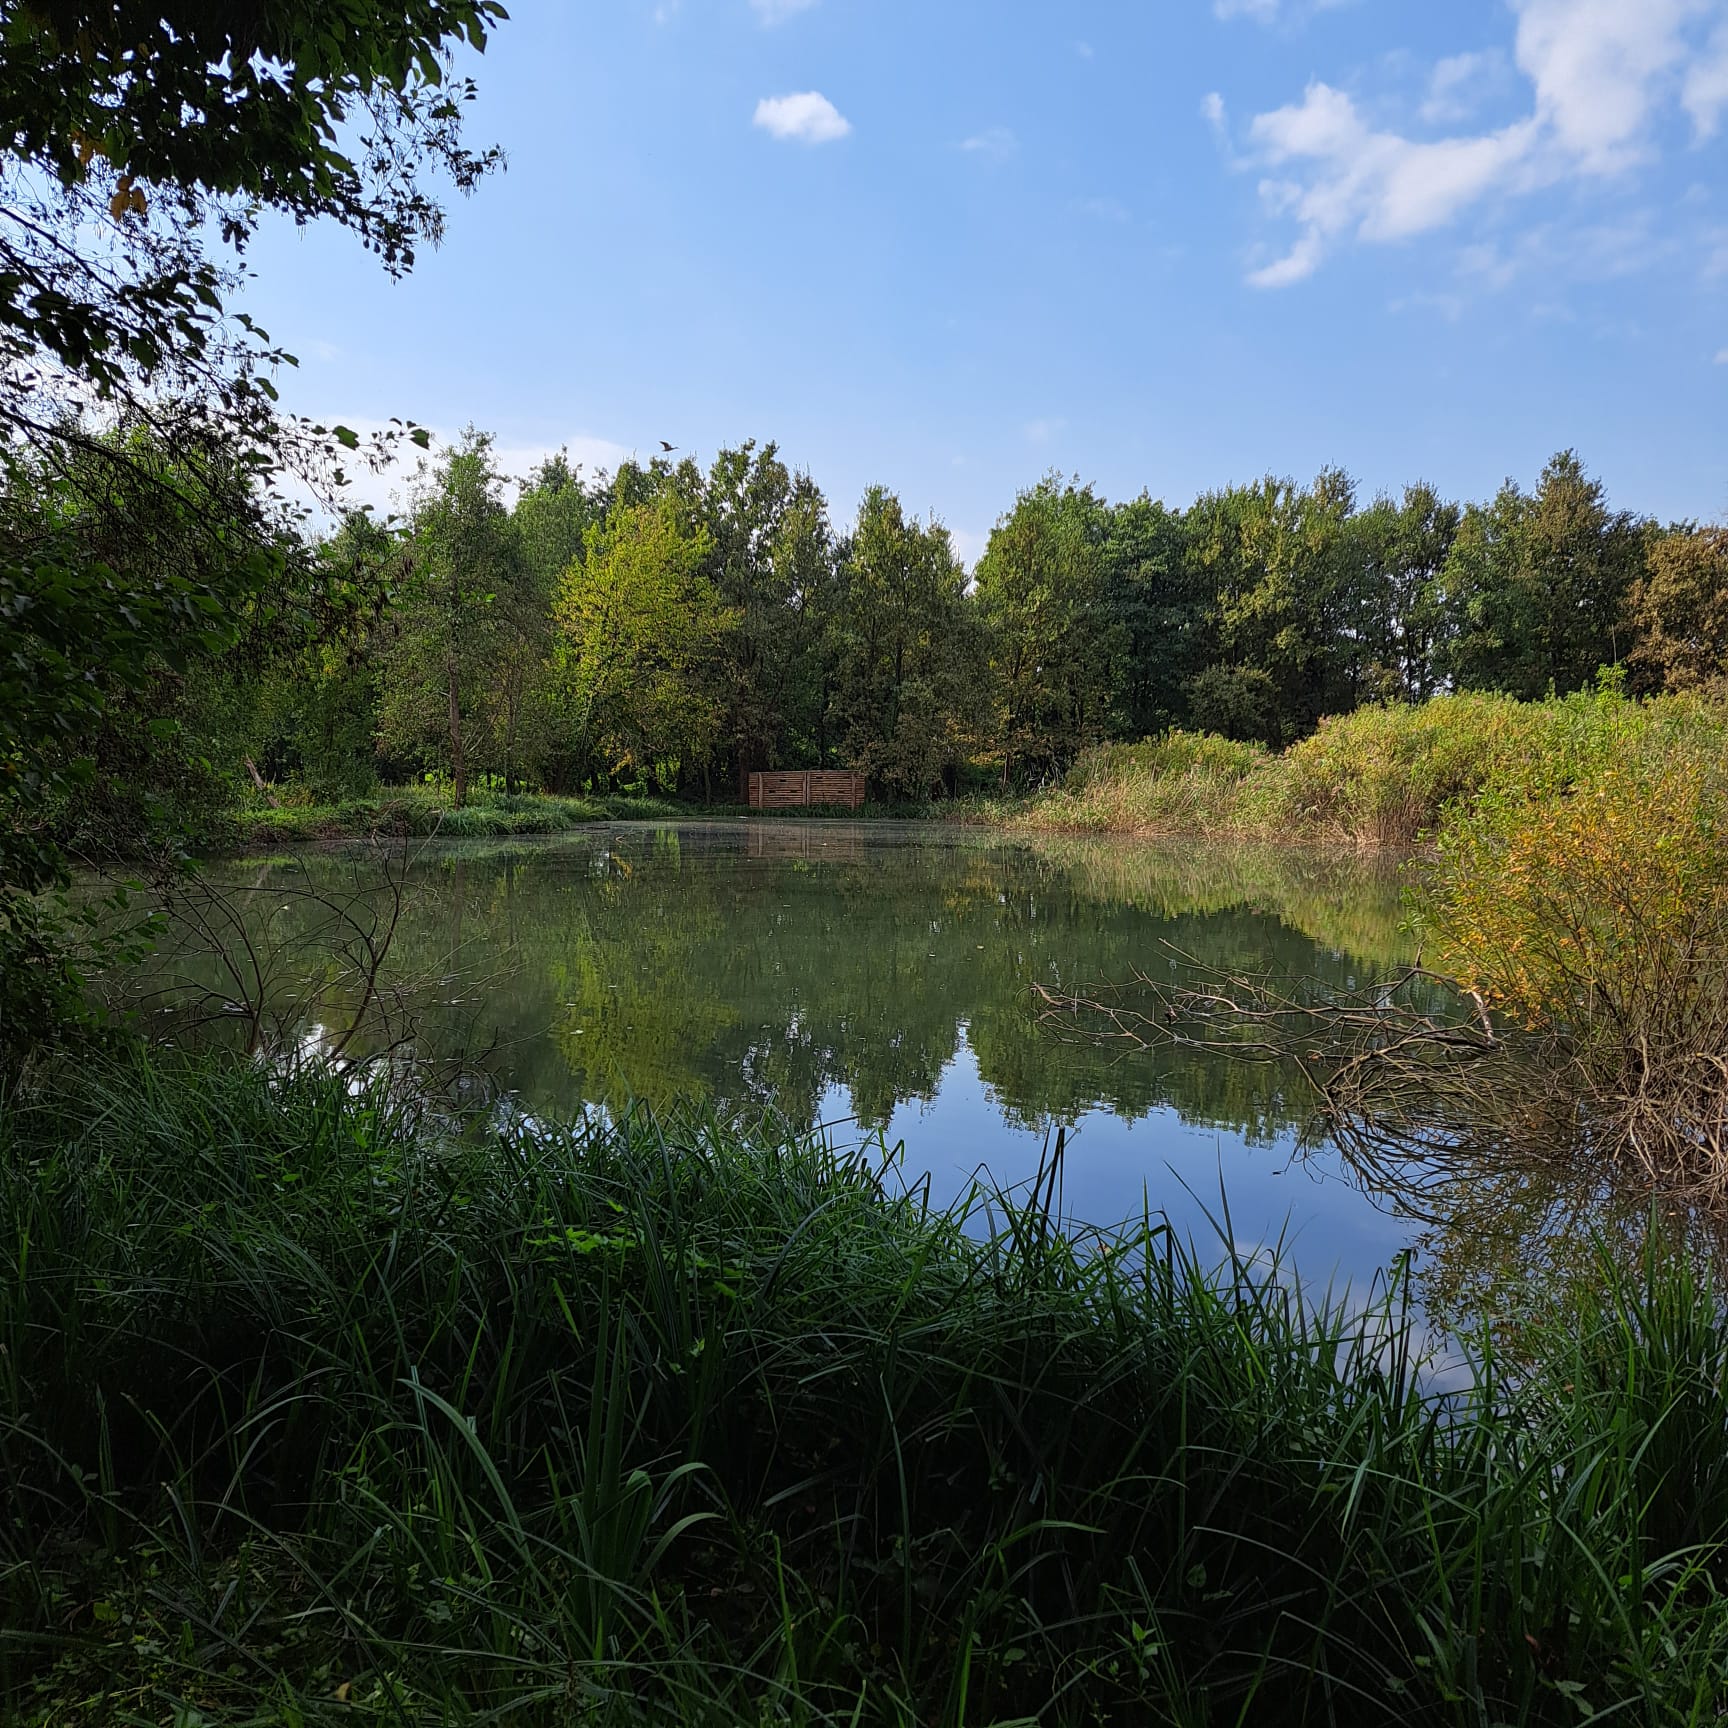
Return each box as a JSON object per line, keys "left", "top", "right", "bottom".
{"left": 750, "top": 0, "right": 819, "bottom": 23}
{"left": 753, "top": 91, "right": 851, "bottom": 144}
{"left": 960, "top": 126, "right": 1017, "bottom": 163}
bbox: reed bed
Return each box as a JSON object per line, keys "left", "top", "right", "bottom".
{"left": 4, "top": 1052, "right": 1728, "bottom": 1724}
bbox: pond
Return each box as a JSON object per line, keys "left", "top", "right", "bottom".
{"left": 132, "top": 821, "right": 1517, "bottom": 1310}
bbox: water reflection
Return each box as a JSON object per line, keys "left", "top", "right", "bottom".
{"left": 120, "top": 821, "right": 1512, "bottom": 1294}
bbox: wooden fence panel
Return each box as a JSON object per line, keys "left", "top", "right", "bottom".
{"left": 748, "top": 771, "right": 865, "bottom": 811}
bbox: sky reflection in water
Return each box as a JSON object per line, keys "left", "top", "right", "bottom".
{"left": 152, "top": 822, "right": 1440, "bottom": 1296}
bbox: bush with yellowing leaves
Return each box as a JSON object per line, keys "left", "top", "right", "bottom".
{"left": 1418, "top": 750, "right": 1728, "bottom": 1180}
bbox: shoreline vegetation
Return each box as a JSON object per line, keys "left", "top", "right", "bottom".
{"left": 10, "top": 1052, "right": 1728, "bottom": 1726}
{"left": 991, "top": 682, "right": 1728, "bottom": 847}
{"left": 224, "top": 684, "right": 1728, "bottom": 854}
{"left": 9, "top": 9, "right": 1728, "bottom": 1722}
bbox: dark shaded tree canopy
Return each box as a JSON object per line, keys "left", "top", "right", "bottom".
{"left": 0, "top": 0, "right": 507, "bottom": 1052}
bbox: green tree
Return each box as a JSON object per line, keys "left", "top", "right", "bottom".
{"left": 1348, "top": 482, "right": 1460, "bottom": 702}
{"left": 1438, "top": 451, "right": 1647, "bottom": 699}
{"left": 553, "top": 498, "right": 728, "bottom": 787}
{"left": 1103, "top": 494, "right": 1202, "bottom": 738}
{"left": 239, "top": 510, "right": 402, "bottom": 800}
{"left": 1626, "top": 526, "right": 1728, "bottom": 694}
{"left": 0, "top": 0, "right": 505, "bottom": 1046}
{"left": 513, "top": 454, "right": 604, "bottom": 791}
{"left": 620, "top": 441, "right": 842, "bottom": 792}
{"left": 381, "top": 432, "right": 517, "bottom": 805}
{"left": 830, "top": 488, "right": 977, "bottom": 799}
{"left": 773, "top": 476, "right": 845, "bottom": 771}
{"left": 1181, "top": 470, "right": 1361, "bottom": 745}
{"left": 974, "top": 476, "right": 1121, "bottom": 781}
{"left": 694, "top": 443, "right": 808, "bottom": 790}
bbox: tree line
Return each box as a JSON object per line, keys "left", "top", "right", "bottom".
{"left": 14, "top": 430, "right": 1728, "bottom": 844}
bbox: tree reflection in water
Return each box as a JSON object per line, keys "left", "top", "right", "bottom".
{"left": 112, "top": 820, "right": 1710, "bottom": 1317}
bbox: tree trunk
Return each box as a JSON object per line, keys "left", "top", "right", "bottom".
{"left": 243, "top": 756, "right": 280, "bottom": 808}
{"left": 447, "top": 659, "right": 467, "bottom": 808}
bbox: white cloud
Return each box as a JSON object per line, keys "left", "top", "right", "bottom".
{"left": 749, "top": 0, "right": 818, "bottom": 22}
{"left": 1201, "top": 91, "right": 1227, "bottom": 132}
{"left": 1023, "top": 417, "right": 1066, "bottom": 445}
{"left": 959, "top": 126, "right": 1016, "bottom": 162}
{"left": 1245, "top": 83, "right": 1539, "bottom": 283}
{"left": 1075, "top": 40, "right": 1094, "bottom": 59}
{"left": 1421, "top": 51, "right": 1504, "bottom": 125}
{"left": 1513, "top": 0, "right": 1700, "bottom": 172}
{"left": 753, "top": 91, "right": 851, "bottom": 145}
{"left": 1714, "top": 346, "right": 1728, "bottom": 362}
{"left": 1446, "top": 211, "right": 1669, "bottom": 296}
{"left": 1685, "top": 22, "right": 1728, "bottom": 135}
{"left": 1236, "top": 0, "right": 1728, "bottom": 287}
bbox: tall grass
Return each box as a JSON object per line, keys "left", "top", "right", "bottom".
{"left": 1011, "top": 687, "right": 1728, "bottom": 847}
{"left": 5, "top": 1052, "right": 1728, "bottom": 1723}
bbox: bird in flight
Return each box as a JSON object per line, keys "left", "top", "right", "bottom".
{"left": 658, "top": 441, "right": 677, "bottom": 453}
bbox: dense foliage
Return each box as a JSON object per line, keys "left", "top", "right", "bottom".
{"left": 45, "top": 440, "right": 1713, "bottom": 838}
{"left": 1418, "top": 710, "right": 1728, "bottom": 1186}
{"left": 8, "top": 1052, "right": 1728, "bottom": 1725}
{"left": 0, "top": 0, "right": 504, "bottom": 1049}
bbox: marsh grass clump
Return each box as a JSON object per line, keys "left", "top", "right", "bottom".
{"left": 1002, "top": 730, "right": 1269, "bottom": 837}
{"left": 6, "top": 1054, "right": 1728, "bottom": 1723}
{"left": 1013, "top": 686, "right": 1728, "bottom": 848}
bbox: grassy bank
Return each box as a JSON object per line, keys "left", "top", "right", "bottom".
{"left": 1000, "top": 687, "right": 1728, "bottom": 847}
{"left": 6, "top": 1054, "right": 1728, "bottom": 1724}
{"left": 230, "top": 788, "right": 686, "bottom": 846}
{"left": 228, "top": 788, "right": 955, "bottom": 848}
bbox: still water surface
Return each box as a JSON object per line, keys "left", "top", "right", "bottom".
{"left": 152, "top": 822, "right": 1438, "bottom": 1293}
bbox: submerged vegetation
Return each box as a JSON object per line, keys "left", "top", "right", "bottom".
{"left": 9, "top": 1053, "right": 1728, "bottom": 1726}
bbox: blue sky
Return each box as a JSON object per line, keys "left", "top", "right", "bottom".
{"left": 242, "top": 0, "right": 1728, "bottom": 559}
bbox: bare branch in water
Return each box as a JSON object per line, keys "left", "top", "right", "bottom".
{"left": 1034, "top": 941, "right": 1728, "bottom": 1205}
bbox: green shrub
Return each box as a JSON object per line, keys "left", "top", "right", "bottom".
{"left": 1417, "top": 739, "right": 1728, "bottom": 1182}
{"left": 1018, "top": 731, "right": 1269, "bottom": 834}
{"left": 1010, "top": 688, "right": 1728, "bottom": 848}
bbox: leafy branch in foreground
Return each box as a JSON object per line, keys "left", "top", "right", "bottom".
{"left": 0, "top": 0, "right": 508, "bottom": 1051}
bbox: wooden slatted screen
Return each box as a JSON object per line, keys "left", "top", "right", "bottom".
{"left": 747, "top": 771, "right": 866, "bottom": 811}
